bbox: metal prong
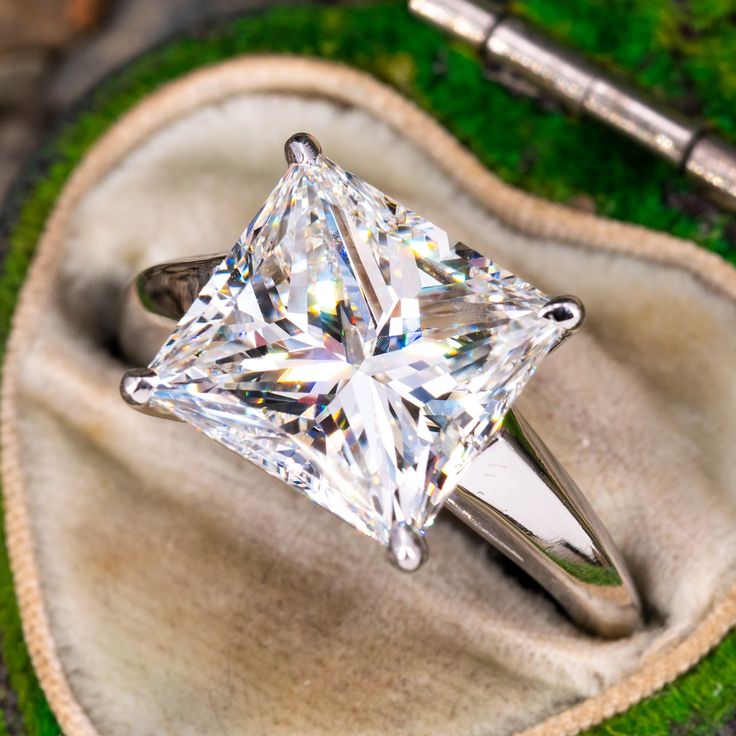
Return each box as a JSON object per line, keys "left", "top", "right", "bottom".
{"left": 284, "top": 132, "right": 322, "bottom": 165}
{"left": 387, "top": 522, "right": 428, "bottom": 572}
{"left": 120, "top": 368, "right": 178, "bottom": 420}
{"left": 539, "top": 295, "right": 585, "bottom": 332}
{"left": 121, "top": 367, "right": 157, "bottom": 406}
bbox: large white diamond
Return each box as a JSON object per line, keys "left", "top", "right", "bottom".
{"left": 148, "top": 152, "right": 566, "bottom": 545}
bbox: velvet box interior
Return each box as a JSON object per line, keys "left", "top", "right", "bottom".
{"left": 2, "top": 56, "right": 736, "bottom": 736}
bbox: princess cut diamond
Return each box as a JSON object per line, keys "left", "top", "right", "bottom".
{"left": 147, "top": 139, "right": 567, "bottom": 545}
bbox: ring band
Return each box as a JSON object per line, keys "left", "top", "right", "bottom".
{"left": 118, "top": 133, "right": 642, "bottom": 638}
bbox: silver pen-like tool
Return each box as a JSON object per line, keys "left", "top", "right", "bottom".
{"left": 410, "top": 0, "right": 736, "bottom": 211}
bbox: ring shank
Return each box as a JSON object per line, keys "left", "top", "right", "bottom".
{"left": 119, "top": 255, "right": 642, "bottom": 638}
{"left": 449, "top": 411, "right": 641, "bottom": 637}
{"left": 119, "top": 254, "right": 225, "bottom": 367}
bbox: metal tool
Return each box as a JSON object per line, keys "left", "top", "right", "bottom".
{"left": 410, "top": 0, "right": 736, "bottom": 211}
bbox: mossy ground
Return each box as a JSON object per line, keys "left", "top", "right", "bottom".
{"left": 0, "top": 2, "right": 735, "bottom": 734}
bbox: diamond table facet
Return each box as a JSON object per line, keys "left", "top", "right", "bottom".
{"left": 147, "top": 149, "right": 566, "bottom": 545}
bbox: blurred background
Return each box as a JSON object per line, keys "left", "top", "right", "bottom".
{"left": 0, "top": 0, "right": 364, "bottom": 201}
{"left": 2, "top": 0, "right": 736, "bottom": 259}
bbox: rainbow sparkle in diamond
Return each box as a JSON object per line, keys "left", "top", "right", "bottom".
{"left": 146, "top": 136, "right": 566, "bottom": 545}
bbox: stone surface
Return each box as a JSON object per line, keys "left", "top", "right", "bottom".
{"left": 148, "top": 149, "right": 565, "bottom": 544}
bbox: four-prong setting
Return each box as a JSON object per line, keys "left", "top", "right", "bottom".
{"left": 284, "top": 132, "right": 322, "bottom": 164}
{"left": 388, "top": 522, "right": 429, "bottom": 573}
{"left": 540, "top": 295, "right": 585, "bottom": 332}
{"left": 123, "top": 131, "right": 586, "bottom": 566}
{"left": 115, "top": 131, "right": 645, "bottom": 634}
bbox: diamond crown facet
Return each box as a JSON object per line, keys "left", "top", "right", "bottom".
{"left": 148, "top": 140, "right": 567, "bottom": 545}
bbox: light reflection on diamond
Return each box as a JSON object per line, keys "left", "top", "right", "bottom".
{"left": 148, "top": 151, "right": 565, "bottom": 545}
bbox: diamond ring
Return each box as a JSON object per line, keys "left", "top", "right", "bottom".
{"left": 119, "top": 133, "right": 641, "bottom": 637}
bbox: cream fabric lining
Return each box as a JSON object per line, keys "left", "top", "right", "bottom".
{"left": 2, "top": 57, "right": 736, "bottom": 736}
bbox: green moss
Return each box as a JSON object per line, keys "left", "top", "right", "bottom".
{"left": 0, "top": 537, "right": 58, "bottom": 736}
{"left": 589, "top": 632, "right": 736, "bottom": 736}
{"left": 0, "top": 2, "right": 734, "bottom": 735}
